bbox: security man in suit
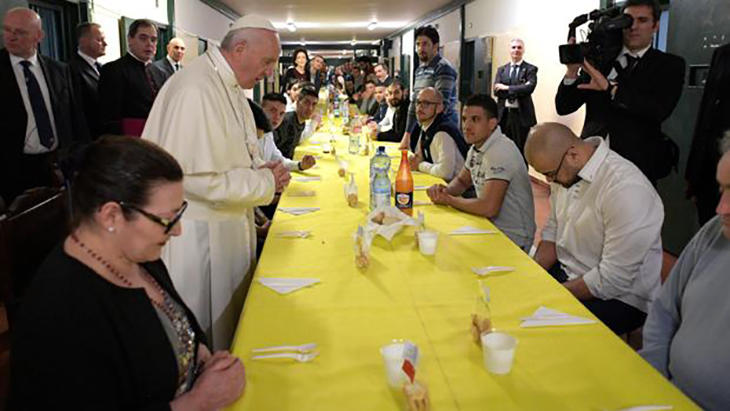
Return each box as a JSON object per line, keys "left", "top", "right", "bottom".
{"left": 153, "top": 37, "right": 185, "bottom": 81}
{"left": 0, "top": 7, "right": 89, "bottom": 204}
{"left": 555, "top": 0, "right": 685, "bottom": 185}
{"left": 69, "top": 22, "right": 106, "bottom": 139}
{"left": 493, "top": 38, "right": 538, "bottom": 156}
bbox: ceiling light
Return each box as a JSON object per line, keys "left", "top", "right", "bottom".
{"left": 368, "top": 21, "right": 377, "bottom": 31}
{"left": 287, "top": 22, "right": 296, "bottom": 32}
{"left": 300, "top": 37, "right": 306, "bottom": 46}
{"left": 351, "top": 38, "right": 357, "bottom": 46}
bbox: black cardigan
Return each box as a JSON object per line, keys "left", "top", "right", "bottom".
{"left": 9, "top": 245, "right": 207, "bottom": 410}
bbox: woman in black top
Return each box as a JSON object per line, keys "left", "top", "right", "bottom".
{"left": 280, "top": 47, "right": 309, "bottom": 93}
{"left": 10, "top": 136, "right": 245, "bottom": 410}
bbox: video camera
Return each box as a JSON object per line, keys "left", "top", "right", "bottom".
{"left": 558, "top": 6, "right": 633, "bottom": 74}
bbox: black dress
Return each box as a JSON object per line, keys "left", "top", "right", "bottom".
{"left": 9, "top": 245, "right": 208, "bottom": 410}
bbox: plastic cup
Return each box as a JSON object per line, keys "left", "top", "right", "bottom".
{"left": 481, "top": 332, "right": 517, "bottom": 375}
{"left": 380, "top": 342, "right": 419, "bottom": 388}
{"left": 417, "top": 230, "right": 438, "bottom": 256}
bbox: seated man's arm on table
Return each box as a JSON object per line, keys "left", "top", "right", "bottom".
{"left": 417, "top": 132, "right": 458, "bottom": 180}
{"left": 444, "top": 179, "right": 509, "bottom": 219}
{"left": 641, "top": 227, "right": 703, "bottom": 377}
{"left": 573, "top": 183, "right": 664, "bottom": 301}
{"left": 535, "top": 194, "right": 559, "bottom": 269}
{"left": 427, "top": 167, "right": 471, "bottom": 204}
{"left": 264, "top": 132, "right": 300, "bottom": 171}
{"left": 184, "top": 167, "right": 277, "bottom": 208}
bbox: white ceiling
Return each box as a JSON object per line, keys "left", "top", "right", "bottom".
{"left": 216, "top": 0, "right": 458, "bottom": 43}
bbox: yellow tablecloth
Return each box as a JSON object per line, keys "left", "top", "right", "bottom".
{"left": 228, "top": 128, "right": 697, "bottom": 410}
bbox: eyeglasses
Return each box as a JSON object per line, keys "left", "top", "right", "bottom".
{"left": 416, "top": 100, "right": 439, "bottom": 107}
{"left": 118, "top": 201, "right": 188, "bottom": 234}
{"left": 542, "top": 150, "right": 568, "bottom": 180}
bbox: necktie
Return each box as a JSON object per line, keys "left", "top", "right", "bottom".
{"left": 509, "top": 65, "right": 519, "bottom": 85}
{"left": 625, "top": 55, "right": 640, "bottom": 76}
{"left": 94, "top": 62, "right": 102, "bottom": 72}
{"left": 175, "top": 63, "right": 180, "bottom": 72}
{"left": 20, "top": 61, "right": 54, "bottom": 148}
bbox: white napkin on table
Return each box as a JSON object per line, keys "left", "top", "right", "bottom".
{"left": 258, "top": 277, "right": 320, "bottom": 295}
{"left": 520, "top": 306, "right": 596, "bottom": 328}
{"left": 287, "top": 190, "right": 316, "bottom": 197}
{"left": 279, "top": 207, "right": 320, "bottom": 216}
{"left": 414, "top": 185, "right": 429, "bottom": 191}
{"left": 471, "top": 266, "right": 515, "bottom": 276}
{"left": 275, "top": 231, "right": 311, "bottom": 238}
{"left": 414, "top": 200, "right": 433, "bottom": 206}
{"left": 295, "top": 176, "right": 322, "bottom": 182}
{"left": 449, "top": 226, "right": 498, "bottom": 235}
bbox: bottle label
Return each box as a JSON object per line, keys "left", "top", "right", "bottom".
{"left": 395, "top": 191, "right": 413, "bottom": 209}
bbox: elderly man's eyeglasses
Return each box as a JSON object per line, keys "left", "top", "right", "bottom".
{"left": 118, "top": 201, "right": 188, "bottom": 234}
{"left": 543, "top": 151, "right": 568, "bottom": 180}
{"left": 416, "top": 99, "right": 440, "bottom": 107}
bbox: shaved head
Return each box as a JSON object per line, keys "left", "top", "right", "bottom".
{"left": 525, "top": 122, "right": 588, "bottom": 187}
{"left": 3, "top": 7, "right": 44, "bottom": 59}
{"left": 166, "top": 37, "right": 186, "bottom": 62}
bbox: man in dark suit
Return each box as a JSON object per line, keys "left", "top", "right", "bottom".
{"left": 493, "top": 38, "right": 537, "bottom": 156}
{"left": 98, "top": 19, "right": 168, "bottom": 136}
{"left": 375, "top": 80, "right": 410, "bottom": 143}
{"left": 555, "top": 0, "right": 685, "bottom": 184}
{"left": 0, "top": 7, "right": 89, "bottom": 204}
{"left": 69, "top": 22, "right": 106, "bottom": 139}
{"left": 686, "top": 43, "right": 730, "bottom": 224}
{"left": 153, "top": 37, "right": 185, "bottom": 81}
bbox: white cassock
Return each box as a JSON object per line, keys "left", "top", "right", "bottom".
{"left": 142, "top": 46, "right": 275, "bottom": 349}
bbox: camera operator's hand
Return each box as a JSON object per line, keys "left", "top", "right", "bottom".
{"left": 564, "top": 37, "right": 581, "bottom": 79}
{"left": 577, "top": 59, "right": 610, "bottom": 92}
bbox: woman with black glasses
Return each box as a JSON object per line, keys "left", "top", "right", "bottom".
{"left": 10, "top": 135, "right": 245, "bottom": 410}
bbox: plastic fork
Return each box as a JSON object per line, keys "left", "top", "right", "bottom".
{"left": 251, "top": 351, "right": 319, "bottom": 362}
{"left": 251, "top": 343, "right": 317, "bottom": 353}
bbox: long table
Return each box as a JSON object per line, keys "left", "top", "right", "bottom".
{"left": 228, "top": 127, "right": 697, "bottom": 410}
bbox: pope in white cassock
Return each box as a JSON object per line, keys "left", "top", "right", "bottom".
{"left": 142, "top": 15, "right": 290, "bottom": 349}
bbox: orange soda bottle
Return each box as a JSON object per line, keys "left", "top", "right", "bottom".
{"left": 395, "top": 150, "right": 414, "bottom": 216}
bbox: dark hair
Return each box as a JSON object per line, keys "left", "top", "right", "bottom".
{"left": 415, "top": 25, "right": 440, "bottom": 44}
{"left": 364, "top": 79, "right": 376, "bottom": 87}
{"left": 262, "top": 92, "right": 287, "bottom": 106}
{"left": 622, "top": 0, "right": 661, "bottom": 22}
{"left": 70, "top": 135, "right": 182, "bottom": 229}
{"left": 298, "top": 82, "right": 318, "bottom": 100}
{"left": 291, "top": 47, "right": 309, "bottom": 67}
{"left": 463, "top": 94, "right": 498, "bottom": 120}
{"left": 376, "top": 62, "right": 389, "bottom": 72}
{"left": 75, "top": 22, "right": 99, "bottom": 41}
{"left": 248, "top": 98, "right": 273, "bottom": 133}
{"left": 128, "top": 19, "right": 157, "bottom": 38}
{"left": 388, "top": 79, "right": 404, "bottom": 91}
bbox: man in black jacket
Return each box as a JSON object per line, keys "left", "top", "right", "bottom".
{"left": 153, "top": 37, "right": 186, "bottom": 80}
{"left": 98, "top": 19, "right": 168, "bottom": 136}
{"left": 0, "top": 7, "right": 89, "bottom": 204}
{"left": 685, "top": 43, "right": 730, "bottom": 224}
{"left": 69, "top": 22, "right": 106, "bottom": 139}
{"left": 493, "top": 38, "right": 537, "bottom": 156}
{"left": 376, "top": 80, "right": 410, "bottom": 143}
{"left": 555, "top": 0, "right": 685, "bottom": 184}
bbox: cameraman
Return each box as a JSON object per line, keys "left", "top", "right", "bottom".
{"left": 555, "top": 0, "right": 685, "bottom": 184}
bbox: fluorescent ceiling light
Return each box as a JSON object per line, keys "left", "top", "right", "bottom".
{"left": 287, "top": 22, "right": 296, "bottom": 32}
{"left": 368, "top": 21, "right": 377, "bottom": 31}
{"left": 273, "top": 21, "right": 408, "bottom": 30}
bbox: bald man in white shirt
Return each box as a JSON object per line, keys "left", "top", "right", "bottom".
{"left": 526, "top": 122, "right": 663, "bottom": 335}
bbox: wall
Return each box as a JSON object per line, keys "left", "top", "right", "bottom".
{"left": 464, "top": 0, "right": 599, "bottom": 134}
{"left": 174, "top": 0, "right": 232, "bottom": 45}
{"left": 90, "top": 0, "right": 169, "bottom": 63}
{"left": 0, "top": 0, "right": 28, "bottom": 45}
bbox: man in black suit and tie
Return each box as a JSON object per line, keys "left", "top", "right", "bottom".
{"left": 0, "top": 7, "right": 89, "bottom": 204}
{"left": 69, "top": 22, "right": 106, "bottom": 139}
{"left": 493, "top": 39, "right": 537, "bottom": 156}
{"left": 98, "top": 19, "right": 168, "bottom": 136}
{"left": 555, "top": 0, "right": 685, "bottom": 184}
{"left": 686, "top": 43, "right": 730, "bottom": 224}
{"left": 153, "top": 37, "right": 185, "bottom": 81}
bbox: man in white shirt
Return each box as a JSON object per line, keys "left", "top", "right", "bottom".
{"left": 408, "top": 87, "right": 469, "bottom": 182}
{"left": 427, "top": 94, "right": 535, "bottom": 251}
{"left": 142, "top": 15, "right": 290, "bottom": 349}
{"left": 525, "top": 122, "right": 663, "bottom": 335}
{"left": 257, "top": 93, "right": 315, "bottom": 171}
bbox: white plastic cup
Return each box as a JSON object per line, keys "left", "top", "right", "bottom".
{"left": 417, "top": 230, "right": 438, "bottom": 256}
{"left": 481, "top": 332, "right": 517, "bottom": 375}
{"left": 380, "top": 342, "right": 419, "bottom": 388}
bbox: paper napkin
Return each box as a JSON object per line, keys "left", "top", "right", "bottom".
{"left": 449, "top": 226, "right": 498, "bottom": 235}
{"left": 258, "top": 277, "right": 320, "bottom": 295}
{"left": 278, "top": 207, "right": 320, "bottom": 216}
{"left": 520, "top": 306, "right": 597, "bottom": 328}
{"left": 471, "top": 266, "right": 515, "bottom": 276}
{"left": 275, "top": 231, "right": 311, "bottom": 238}
{"left": 294, "top": 176, "right": 322, "bottom": 182}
